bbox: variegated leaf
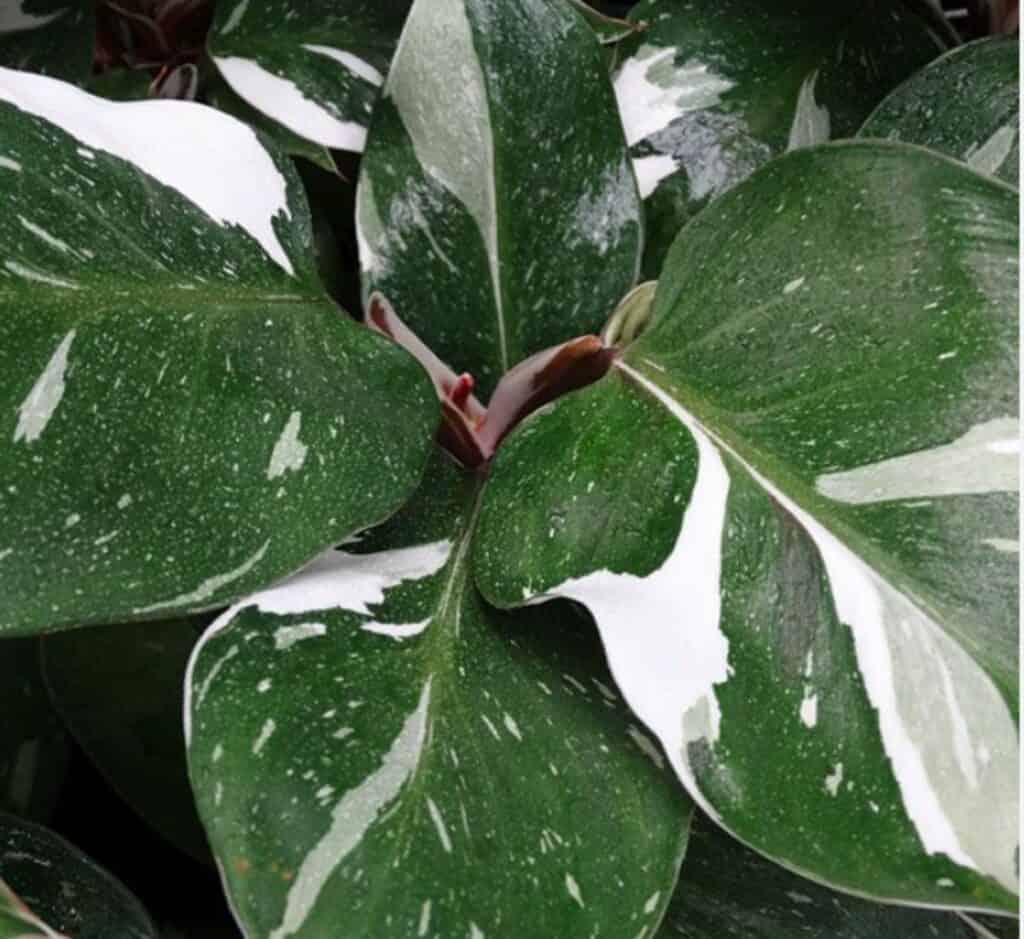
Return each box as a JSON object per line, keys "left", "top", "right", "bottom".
{"left": 0, "top": 68, "right": 437, "bottom": 635}
{"left": 0, "top": 2, "right": 94, "bottom": 84}
{"left": 475, "top": 142, "right": 1019, "bottom": 912}
{"left": 612, "top": 0, "right": 945, "bottom": 276}
{"left": 859, "top": 38, "right": 1020, "bottom": 186}
{"left": 357, "top": 0, "right": 642, "bottom": 396}
{"left": 0, "top": 814, "right": 156, "bottom": 939}
{"left": 187, "top": 451, "right": 690, "bottom": 938}
{"left": 207, "top": 0, "right": 408, "bottom": 154}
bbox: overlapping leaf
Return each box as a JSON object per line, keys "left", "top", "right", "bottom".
{"left": 475, "top": 142, "right": 1019, "bottom": 912}
{"left": 207, "top": 0, "right": 409, "bottom": 154}
{"left": 0, "top": 68, "right": 437, "bottom": 635}
{"left": 859, "top": 37, "right": 1020, "bottom": 185}
{"left": 612, "top": 0, "right": 945, "bottom": 276}
{"left": 0, "top": 2, "right": 94, "bottom": 84}
{"left": 187, "top": 451, "right": 690, "bottom": 938}
{"left": 0, "top": 814, "right": 156, "bottom": 939}
{"left": 42, "top": 617, "right": 214, "bottom": 862}
{"left": 357, "top": 0, "right": 642, "bottom": 396}
{"left": 658, "top": 814, "right": 980, "bottom": 938}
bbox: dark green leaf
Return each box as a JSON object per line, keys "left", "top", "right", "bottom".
{"left": 961, "top": 913, "right": 1021, "bottom": 938}
{"left": 0, "top": 68, "right": 437, "bottom": 635}
{"left": 0, "top": 640, "right": 68, "bottom": 821}
{"left": 566, "top": 0, "right": 640, "bottom": 45}
{"left": 0, "top": 813, "right": 157, "bottom": 939}
{"left": 42, "top": 617, "right": 214, "bottom": 863}
{"left": 859, "top": 38, "right": 1019, "bottom": 185}
{"left": 357, "top": 0, "right": 642, "bottom": 396}
{"left": 187, "top": 449, "right": 690, "bottom": 938}
{"left": 207, "top": 0, "right": 410, "bottom": 153}
{"left": 613, "top": 0, "right": 945, "bottom": 277}
{"left": 0, "top": 2, "right": 94, "bottom": 84}
{"left": 475, "top": 142, "right": 1018, "bottom": 912}
{"left": 660, "top": 814, "right": 977, "bottom": 938}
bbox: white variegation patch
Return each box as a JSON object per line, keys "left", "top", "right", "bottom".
{"left": 786, "top": 70, "right": 830, "bottom": 152}
{"left": 964, "top": 120, "right": 1018, "bottom": 177}
{"left": 0, "top": 67, "right": 295, "bottom": 274}
{"left": 13, "top": 330, "right": 75, "bottom": 444}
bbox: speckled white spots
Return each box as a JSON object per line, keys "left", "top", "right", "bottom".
{"left": 17, "top": 215, "right": 77, "bottom": 256}
{"left": 188, "top": 644, "right": 239, "bottom": 739}
{"left": 14, "top": 330, "right": 75, "bottom": 444}
{"left": 332, "top": 727, "right": 353, "bottom": 740}
{"left": 257, "top": 678, "right": 272, "bottom": 693}
{"left": 816, "top": 417, "right": 1019, "bottom": 503}
{"left": 417, "top": 900, "right": 431, "bottom": 937}
{"left": 824, "top": 762, "right": 844, "bottom": 797}
{"left": 94, "top": 530, "right": 119, "bottom": 547}
{"left": 385, "top": 0, "right": 506, "bottom": 369}
{"left": 426, "top": 796, "right": 452, "bottom": 853}
{"left": 964, "top": 120, "right": 1018, "bottom": 176}
{"left": 64, "top": 513, "right": 80, "bottom": 529}
{"left": 982, "top": 537, "right": 1018, "bottom": 553}
{"left": 302, "top": 44, "right": 383, "bottom": 86}
{"left": 0, "top": 548, "right": 11, "bottom": 563}
{"left": 799, "top": 691, "right": 818, "bottom": 729}
{"left": 469, "top": 924, "right": 485, "bottom": 939}
{"left": 4, "top": 260, "right": 79, "bottom": 290}
{"left": 631, "top": 153, "right": 677, "bottom": 198}
{"left": 626, "top": 725, "right": 665, "bottom": 770}
{"left": 503, "top": 714, "right": 523, "bottom": 741}
{"left": 360, "top": 618, "right": 431, "bottom": 641}
{"left": 215, "top": 56, "right": 368, "bottom": 152}
{"left": 267, "top": 410, "right": 308, "bottom": 480}
{"left": 137, "top": 539, "right": 269, "bottom": 615}
{"left": 117, "top": 493, "right": 133, "bottom": 510}
{"left": 572, "top": 160, "right": 638, "bottom": 257}
{"left": 252, "top": 718, "right": 276, "bottom": 755}
{"left": 273, "top": 622, "right": 328, "bottom": 650}
{"left": 643, "top": 891, "right": 661, "bottom": 915}
{"left": 614, "top": 45, "right": 735, "bottom": 147}
{"left": 787, "top": 890, "right": 814, "bottom": 905}
{"left": 937, "top": 877, "right": 955, "bottom": 888}
{"left": 0, "top": 3, "right": 64, "bottom": 32}
{"left": 268, "top": 679, "right": 432, "bottom": 939}
{"left": 481, "top": 715, "right": 501, "bottom": 741}
{"left": 565, "top": 872, "right": 584, "bottom": 908}
{"left": 212, "top": 743, "right": 224, "bottom": 763}
{"left": 0, "top": 155, "right": 21, "bottom": 170}
{"left": 783, "top": 276, "right": 806, "bottom": 295}
{"left": 787, "top": 70, "right": 830, "bottom": 151}
{"left": 535, "top": 362, "right": 731, "bottom": 789}
{"left": 218, "top": 0, "right": 250, "bottom": 35}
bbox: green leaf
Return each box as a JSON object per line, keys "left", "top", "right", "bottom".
{"left": 357, "top": 0, "right": 642, "bottom": 397}
{"left": 565, "top": 0, "right": 640, "bottom": 46}
{"left": 658, "top": 814, "right": 978, "bottom": 938}
{"left": 613, "top": 0, "right": 945, "bottom": 277}
{"left": 475, "top": 142, "right": 1019, "bottom": 912}
{"left": 0, "top": 2, "right": 95, "bottom": 84}
{"left": 859, "top": 38, "right": 1020, "bottom": 186}
{"left": 187, "top": 449, "right": 690, "bottom": 938}
{"left": 0, "top": 68, "right": 438, "bottom": 635}
{"left": 0, "top": 639, "right": 68, "bottom": 822}
{"left": 0, "top": 813, "right": 157, "bottom": 938}
{"left": 208, "top": 0, "right": 410, "bottom": 154}
{"left": 42, "top": 617, "right": 214, "bottom": 863}
{"left": 961, "top": 913, "right": 1020, "bottom": 939}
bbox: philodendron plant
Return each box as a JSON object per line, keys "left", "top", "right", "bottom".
{"left": 0, "top": 0, "right": 1019, "bottom": 936}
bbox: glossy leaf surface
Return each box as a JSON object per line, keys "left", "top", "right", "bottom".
{"left": 0, "top": 68, "right": 437, "bottom": 635}
{"left": 859, "top": 38, "right": 1020, "bottom": 185}
{"left": 187, "top": 451, "right": 690, "bottom": 938}
{"left": 613, "top": 0, "right": 944, "bottom": 276}
{"left": 658, "top": 815, "right": 977, "bottom": 938}
{"left": 476, "top": 142, "right": 1019, "bottom": 912}
{"left": 357, "top": 0, "right": 641, "bottom": 396}
{"left": 0, "top": 814, "right": 156, "bottom": 939}
{"left": 0, "top": 639, "right": 67, "bottom": 821}
{"left": 42, "top": 617, "right": 213, "bottom": 862}
{"left": 0, "top": 2, "right": 94, "bottom": 84}
{"left": 208, "top": 0, "right": 409, "bottom": 154}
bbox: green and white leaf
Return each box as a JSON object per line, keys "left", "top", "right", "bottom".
{"left": 0, "top": 68, "right": 437, "bottom": 636}
{"left": 0, "top": 639, "right": 68, "bottom": 821}
{"left": 859, "top": 38, "right": 1020, "bottom": 186}
{"left": 0, "top": 2, "right": 94, "bottom": 84}
{"left": 42, "top": 617, "right": 214, "bottom": 863}
{"left": 208, "top": 0, "right": 409, "bottom": 154}
{"left": 187, "top": 450, "right": 690, "bottom": 939}
{"left": 658, "top": 814, "right": 979, "bottom": 938}
{"left": 476, "top": 142, "right": 1019, "bottom": 912}
{"left": 565, "top": 0, "right": 639, "bottom": 46}
{"left": 612, "top": 0, "right": 944, "bottom": 276}
{"left": 357, "top": 0, "right": 642, "bottom": 396}
{"left": 0, "top": 814, "right": 157, "bottom": 939}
